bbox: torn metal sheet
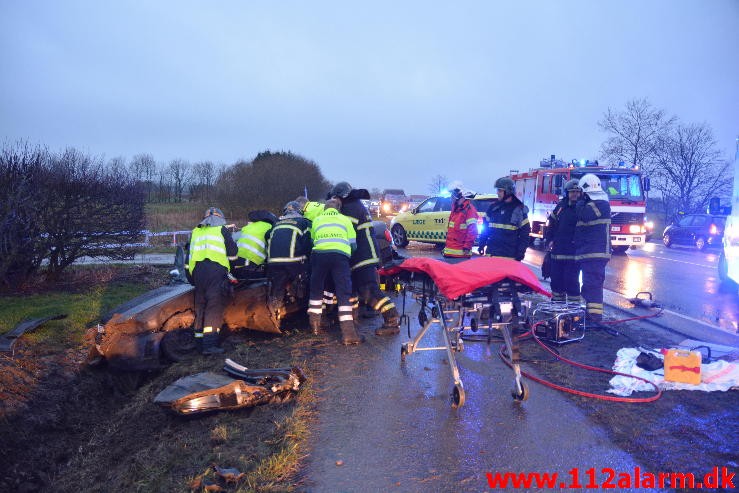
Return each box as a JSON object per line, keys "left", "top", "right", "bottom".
{"left": 154, "top": 367, "right": 305, "bottom": 415}
{"left": 0, "top": 314, "right": 67, "bottom": 353}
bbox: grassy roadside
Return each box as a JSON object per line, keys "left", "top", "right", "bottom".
{"left": 0, "top": 264, "right": 316, "bottom": 492}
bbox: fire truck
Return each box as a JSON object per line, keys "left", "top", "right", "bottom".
{"left": 510, "top": 155, "right": 650, "bottom": 253}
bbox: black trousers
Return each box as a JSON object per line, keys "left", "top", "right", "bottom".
{"left": 268, "top": 262, "right": 308, "bottom": 301}
{"left": 192, "top": 261, "right": 229, "bottom": 331}
{"left": 352, "top": 264, "right": 396, "bottom": 315}
{"left": 309, "top": 252, "right": 353, "bottom": 309}
{"left": 550, "top": 258, "right": 581, "bottom": 301}
{"left": 578, "top": 258, "right": 608, "bottom": 317}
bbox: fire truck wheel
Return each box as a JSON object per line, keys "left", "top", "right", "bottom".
{"left": 612, "top": 246, "right": 629, "bottom": 254}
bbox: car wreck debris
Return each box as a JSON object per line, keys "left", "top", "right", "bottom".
{"left": 154, "top": 364, "right": 306, "bottom": 415}
{"left": 0, "top": 314, "right": 67, "bottom": 353}
{"left": 88, "top": 276, "right": 308, "bottom": 372}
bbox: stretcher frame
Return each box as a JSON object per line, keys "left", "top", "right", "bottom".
{"left": 397, "top": 273, "right": 532, "bottom": 408}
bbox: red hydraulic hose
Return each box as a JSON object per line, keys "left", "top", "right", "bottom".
{"left": 499, "top": 322, "right": 662, "bottom": 403}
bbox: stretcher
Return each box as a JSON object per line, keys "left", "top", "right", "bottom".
{"left": 380, "top": 257, "right": 551, "bottom": 408}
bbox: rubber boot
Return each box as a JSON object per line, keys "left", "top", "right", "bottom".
{"left": 309, "top": 313, "right": 323, "bottom": 335}
{"left": 201, "top": 328, "right": 224, "bottom": 355}
{"left": 339, "top": 320, "right": 364, "bottom": 345}
{"left": 375, "top": 307, "right": 400, "bottom": 336}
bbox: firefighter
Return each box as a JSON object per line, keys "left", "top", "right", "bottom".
{"left": 308, "top": 198, "right": 363, "bottom": 345}
{"left": 188, "top": 207, "right": 238, "bottom": 355}
{"left": 442, "top": 188, "right": 478, "bottom": 259}
{"left": 329, "top": 182, "right": 401, "bottom": 336}
{"left": 574, "top": 173, "right": 611, "bottom": 322}
{"left": 266, "top": 201, "right": 313, "bottom": 318}
{"left": 235, "top": 210, "right": 278, "bottom": 279}
{"left": 478, "top": 177, "right": 530, "bottom": 260}
{"left": 544, "top": 179, "right": 582, "bottom": 303}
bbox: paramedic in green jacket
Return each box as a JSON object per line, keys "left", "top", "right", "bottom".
{"left": 308, "top": 199, "right": 363, "bottom": 345}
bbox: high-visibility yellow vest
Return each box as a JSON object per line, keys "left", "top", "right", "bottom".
{"left": 311, "top": 209, "right": 356, "bottom": 257}
{"left": 189, "top": 226, "right": 230, "bottom": 274}
{"left": 237, "top": 221, "right": 272, "bottom": 265}
{"left": 303, "top": 201, "right": 325, "bottom": 221}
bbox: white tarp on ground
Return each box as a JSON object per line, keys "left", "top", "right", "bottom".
{"left": 608, "top": 348, "right": 739, "bottom": 397}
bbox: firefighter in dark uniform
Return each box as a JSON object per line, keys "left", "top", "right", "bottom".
{"left": 235, "top": 210, "right": 278, "bottom": 279}
{"left": 574, "top": 173, "right": 611, "bottom": 322}
{"left": 478, "top": 177, "right": 530, "bottom": 260}
{"left": 544, "top": 179, "right": 582, "bottom": 303}
{"left": 266, "top": 201, "right": 313, "bottom": 319}
{"left": 308, "top": 199, "right": 363, "bottom": 345}
{"left": 187, "top": 207, "right": 238, "bottom": 355}
{"left": 329, "top": 182, "right": 401, "bottom": 336}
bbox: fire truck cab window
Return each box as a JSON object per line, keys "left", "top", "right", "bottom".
{"left": 541, "top": 175, "right": 552, "bottom": 194}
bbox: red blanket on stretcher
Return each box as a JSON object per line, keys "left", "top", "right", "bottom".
{"left": 379, "top": 257, "right": 551, "bottom": 299}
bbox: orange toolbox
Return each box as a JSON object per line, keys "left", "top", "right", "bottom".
{"left": 664, "top": 349, "right": 702, "bottom": 385}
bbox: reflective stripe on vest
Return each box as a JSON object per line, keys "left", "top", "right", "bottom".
{"left": 312, "top": 211, "right": 354, "bottom": 256}
{"left": 237, "top": 221, "right": 272, "bottom": 265}
{"left": 189, "top": 226, "right": 230, "bottom": 274}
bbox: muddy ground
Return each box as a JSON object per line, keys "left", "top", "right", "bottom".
{"left": 0, "top": 267, "right": 322, "bottom": 492}
{"left": 1, "top": 267, "right": 737, "bottom": 492}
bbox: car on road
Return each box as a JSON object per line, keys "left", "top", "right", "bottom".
{"left": 380, "top": 189, "right": 410, "bottom": 215}
{"left": 662, "top": 213, "right": 727, "bottom": 251}
{"left": 389, "top": 193, "right": 497, "bottom": 247}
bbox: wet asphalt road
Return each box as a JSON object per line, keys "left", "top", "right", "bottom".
{"left": 302, "top": 310, "right": 646, "bottom": 493}
{"left": 300, "top": 241, "right": 738, "bottom": 492}
{"left": 524, "top": 241, "right": 739, "bottom": 335}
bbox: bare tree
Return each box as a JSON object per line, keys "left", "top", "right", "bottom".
{"left": 0, "top": 143, "right": 146, "bottom": 286}
{"left": 0, "top": 141, "right": 49, "bottom": 287}
{"left": 108, "top": 156, "right": 127, "bottom": 170}
{"left": 428, "top": 174, "right": 448, "bottom": 195}
{"left": 652, "top": 122, "right": 730, "bottom": 218}
{"left": 191, "top": 160, "right": 217, "bottom": 203}
{"left": 598, "top": 98, "right": 676, "bottom": 174}
{"left": 167, "top": 159, "right": 192, "bottom": 202}
{"left": 130, "top": 153, "right": 156, "bottom": 201}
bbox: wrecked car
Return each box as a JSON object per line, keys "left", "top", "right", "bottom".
{"left": 87, "top": 247, "right": 308, "bottom": 374}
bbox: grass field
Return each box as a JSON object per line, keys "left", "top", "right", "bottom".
{"left": 0, "top": 264, "right": 313, "bottom": 492}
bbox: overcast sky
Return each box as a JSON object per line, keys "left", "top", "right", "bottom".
{"left": 1, "top": 1, "right": 737, "bottom": 195}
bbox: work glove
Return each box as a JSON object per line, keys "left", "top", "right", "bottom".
{"left": 477, "top": 245, "right": 485, "bottom": 256}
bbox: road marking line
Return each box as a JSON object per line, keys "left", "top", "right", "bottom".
{"left": 650, "top": 255, "right": 714, "bottom": 269}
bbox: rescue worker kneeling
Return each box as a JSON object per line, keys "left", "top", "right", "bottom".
{"left": 188, "top": 207, "right": 239, "bottom": 355}
{"left": 308, "top": 199, "right": 363, "bottom": 345}
{"left": 544, "top": 179, "right": 582, "bottom": 303}
{"left": 234, "top": 210, "right": 278, "bottom": 279}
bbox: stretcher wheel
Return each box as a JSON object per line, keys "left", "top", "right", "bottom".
{"left": 452, "top": 384, "right": 466, "bottom": 408}
{"left": 470, "top": 318, "right": 478, "bottom": 332}
{"left": 512, "top": 381, "right": 529, "bottom": 402}
{"left": 431, "top": 306, "right": 440, "bottom": 319}
{"left": 400, "top": 343, "right": 408, "bottom": 360}
{"left": 418, "top": 310, "right": 428, "bottom": 327}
